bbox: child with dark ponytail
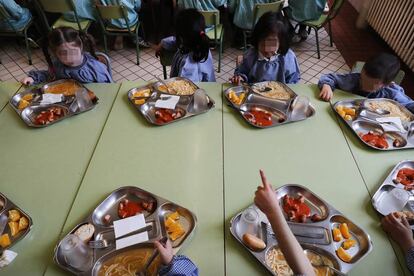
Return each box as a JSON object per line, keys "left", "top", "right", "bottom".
{"left": 155, "top": 9, "right": 216, "bottom": 82}
{"left": 21, "top": 27, "right": 112, "bottom": 85}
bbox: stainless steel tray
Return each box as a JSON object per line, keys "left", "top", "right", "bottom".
{"left": 128, "top": 79, "right": 215, "bottom": 126}
{"left": 54, "top": 186, "right": 197, "bottom": 275}
{"left": 224, "top": 83, "right": 315, "bottom": 128}
{"left": 372, "top": 160, "right": 414, "bottom": 218}
{"left": 10, "top": 79, "right": 98, "bottom": 128}
{"left": 230, "top": 184, "right": 372, "bottom": 275}
{"left": 0, "top": 192, "right": 33, "bottom": 252}
{"left": 333, "top": 99, "right": 414, "bottom": 150}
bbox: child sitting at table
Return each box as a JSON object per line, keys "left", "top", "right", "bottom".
{"left": 155, "top": 239, "right": 199, "bottom": 275}
{"left": 230, "top": 12, "right": 300, "bottom": 85}
{"left": 21, "top": 27, "right": 112, "bottom": 85}
{"left": 318, "top": 53, "right": 414, "bottom": 113}
{"left": 155, "top": 9, "right": 216, "bottom": 82}
{"left": 381, "top": 212, "right": 414, "bottom": 275}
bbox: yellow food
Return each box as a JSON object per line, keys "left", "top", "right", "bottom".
{"left": 332, "top": 227, "right": 342, "bottom": 242}
{"left": 8, "top": 210, "right": 21, "bottom": 222}
{"left": 45, "top": 81, "right": 81, "bottom": 96}
{"left": 8, "top": 221, "right": 19, "bottom": 237}
{"left": 252, "top": 81, "right": 292, "bottom": 100}
{"left": 133, "top": 89, "right": 151, "bottom": 98}
{"left": 18, "top": 216, "right": 29, "bottom": 231}
{"left": 18, "top": 100, "right": 30, "bottom": 110}
{"left": 0, "top": 234, "right": 11, "bottom": 248}
{"left": 242, "top": 233, "right": 266, "bottom": 251}
{"left": 165, "top": 212, "right": 185, "bottom": 241}
{"left": 228, "top": 91, "right": 246, "bottom": 105}
{"left": 336, "top": 105, "right": 356, "bottom": 120}
{"left": 367, "top": 101, "right": 414, "bottom": 122}
{"left": 134, "top": 99, "right": 146, "bottom": 105}
{"left": 98, "top": 247, "right": 160, "bottom": 276}
{"left": 339, "top": 223, "right": 351, "bottom": 239}
{"left": 342, "top": 239, "right": 356, "bottom": 250}
{"left": 162, "top": 80, "right": 196, "bottom": 95}
{"left": 336, "top": 247, "right": 352, "bottom": 263}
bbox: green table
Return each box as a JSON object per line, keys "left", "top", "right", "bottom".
{"left": 223, "top": 84, "right": 404, "bottom": 276}
{"left": 0, "top": 83, "right": 120, "bottom": 276}
{"left": 44, "top": 82, "right": 225, "bottom": 276}
{"left": 332, "top": 90, "right": 414, "bottom": 275}
{"left": 0, "top": 81, "right": 21, "bottom": 112}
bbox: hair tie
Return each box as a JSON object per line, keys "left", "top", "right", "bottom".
{"left": 200, "top": 31, "right": 205, "bottom": 36}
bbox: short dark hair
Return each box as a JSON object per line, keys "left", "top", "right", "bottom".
{"left": 363, "top": 53, "right": 400, "bottom": 84}
{"left": 251, "top": 12, "right": 290, "bottom": 56}
{"left": 175, "top": 9, "right": 210, "bottom": 63}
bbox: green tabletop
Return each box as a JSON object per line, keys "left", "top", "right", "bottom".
{"left": 223, "top": 84, "right": 404, "bottom": 276}
{"left": 0, "top": 83, "right": 120, "bottom": 276}
{"left": 44, "top": 82, "right": 225, "bottom": 276}
{"left": 332, "top": 90, "right": 413, "bottom": 275}
{"left": 0, "top": 81, "right": 21, "bottom": 112}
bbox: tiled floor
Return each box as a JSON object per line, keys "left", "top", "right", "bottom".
{"left": 0, "top": 27, "right": 349, "bottom": 84}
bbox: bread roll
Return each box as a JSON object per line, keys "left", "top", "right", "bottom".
{"left": 74, "top": 223, "right": 95, "bottom": 243}
{"left": 242, "top": 233, "right": 266, "bottom": 251}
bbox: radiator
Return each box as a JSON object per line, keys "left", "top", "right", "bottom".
{"left": 366, "top": 0, "right": 414, "bottom": 71}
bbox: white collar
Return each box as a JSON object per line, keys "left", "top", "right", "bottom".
{"left": 258, "top": 51, "right": 279, "bottom": 62}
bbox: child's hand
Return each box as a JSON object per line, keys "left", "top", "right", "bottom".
{"left": 381, "top": 212, "right": 414, "bottom": 253}
{"left": 154, "top": 239, "right": 173, "bottom": 266}
{"left": 254, "top": 170, "right": 280, "bottom": 217}
{"left": 319, "top": 84, "right": 333, "bottom": 101}
{"left": 229, "top": 75, "right": 242, "bottom": 85}
{"left": 21, "top": 77, "right": 34, "bottom": 86}
{"left": 154, "top": 43, "right": 163, "bottom": 58}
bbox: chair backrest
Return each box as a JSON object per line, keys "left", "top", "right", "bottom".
{"left": 160, "top": 49, "right": 175, "bottom": 67}
{"left": 95, "top": 3, "right": 133, "bottom": 32}
{"left": 95, "top": 51, "right": 113, "bottom": 79}
{"left": 351, "top": 61, "right": 406, "bottom": 85}
{"left": 36, "top": 0, "right": 83, "bottom": 31}
{"left": 253, "top": 0, "right": 284, "bottom": 27}
{"left": 327, "top": 0, "right": 345, "bottom": 21}
{"left": 199, "top": 10, "right": 219, "bottom": 40}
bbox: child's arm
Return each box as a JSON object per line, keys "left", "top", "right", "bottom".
{"left": 381, "top": 213, "right": 414, "bottom": 274}
{"left": 318, "top": 73, "right": 360, "bottom": 101}
{"left": 255, "top": 170, "right": 315, "bottom": 276}
{"left": 284, "top": 50, "right": 300, "bottom": 84}
{"left": 383, "top": 84, "right": 414, "bottom": 112}
{"left": 233, "top": 49, "right": 254, "bottom": 84}
{"left": 24, "top": 70, "right": 52, "bottom": 85}
{"left": 155, "top": 240, "right": 199, "bottom": 276}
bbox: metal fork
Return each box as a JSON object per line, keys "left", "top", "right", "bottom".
{"left": 88, "top": 224, "right": 153, "bottom": 249}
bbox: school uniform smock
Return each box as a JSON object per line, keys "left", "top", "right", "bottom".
{"left": 318, "top": 72, "right": 414, "bottom": 113}
{"left": 100, "top": 0, "right": 141, "bottom": 29}
{"left": 28, "top": 53, "right": 113, "bottom": 84}
{"left": 159, "top": 255, "right": 198, "bottom": 276}
{"left": 63, "top": 0, "right": 97, "bottom": 22}
{"left": 0, "top": 0, "right": 32, "bottom": 31}
{"left": 228, "top": 0, "right": 271, "bottom": 30}
{"left": 161, "top": 36, "right": 216, "bottom": 82}
{"left": 234, "top": 48, "right": 300, "bottom": 84}
{"left": 177, "top": 0, "right": 227, "bottom": 10}
{"left": 285, "top": 0, "right": 327, "bottom": 22}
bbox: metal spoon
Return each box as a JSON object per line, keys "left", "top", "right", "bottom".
{"left": 135, "top": 237, "right": 168, "bottom": 276}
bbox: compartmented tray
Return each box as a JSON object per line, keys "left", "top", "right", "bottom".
{"left": 333, "top": 99, "right": 414, "bottom": 150}
{"left": 372, "top": 160, "right": 414, "bottom": 219}
{"left": 54, "top": 186, "right": 197, "bottom": 275}
{"left": 224, "top": 81, "right": 315, "bottom": 128}
{"left": 10, "top": 79, "right": 98, "bottom": 127}
{"left": 128, "top": 77, "right": 215, "bottom": 126}
{"left": 0, "top": 192, "right": 33, "bottom": 252}
{"left": 230, "top": 184, "right": 372, "bottom": 275}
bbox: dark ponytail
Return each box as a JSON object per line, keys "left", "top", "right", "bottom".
{"left": 175, "top": 9, "right": 210, "bottom": 63}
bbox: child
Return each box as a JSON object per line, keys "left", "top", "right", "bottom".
{"left": 318, "top": 53, "right": 414, "bottom": 113}
{"left": 21, "top": 27, "right": 112, "bottom": 85}
{"left": 0, "top": 0, "right": 32, "bottom": 32}
{"left": 155, "top": 239, "right": 199, "bottom": 276}
{"left": 230, "top": 12, "right": 300, "bottom": 85}
{"left": 155, "top": 9, "right": 216, "bottom": 82}
{"left": 254, "top": 170, "right": 316, "bottom": 276}
{"left": 381, "top": 212, "right": 414, "bottom": 274}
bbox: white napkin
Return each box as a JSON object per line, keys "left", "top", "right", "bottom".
{"left": 155, "top": 95, "right": 180, "bottom": 109}
{"left": 375, "top": 117, "right": 406, "bottom": 132}
{"left": 0, "top": 250, "right": 17, "bottom": 268}
{"left": 41, "top": 94, "right": 63, "bottom": 105}
{"left": 113, "top": 214, "right": 149, "bottom": 250}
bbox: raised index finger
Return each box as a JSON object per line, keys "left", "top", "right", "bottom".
{"left": 259, "top": 169, "right": 269, "bottom": 188}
